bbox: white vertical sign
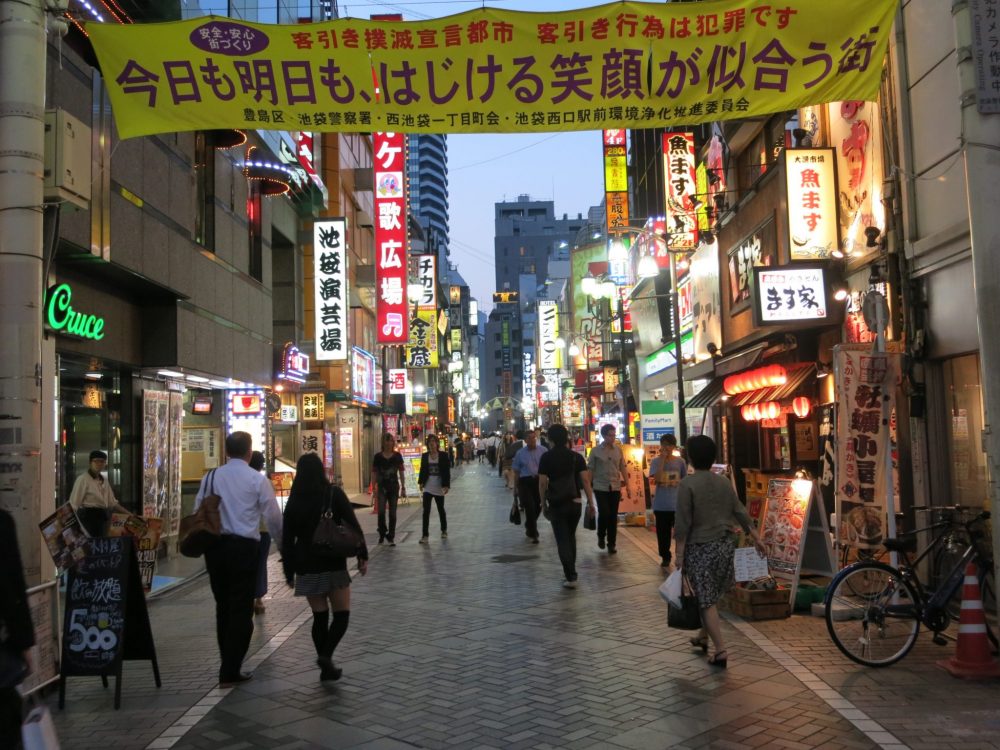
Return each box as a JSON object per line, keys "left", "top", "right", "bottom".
{"left": 313, "top": 217, "right": 348, "bottom": 361}
{"left": 537, "top": 300, "right": 560, "bottom": 371}
{"left": 416, "top": 254, "right": 437, "bottom": 308}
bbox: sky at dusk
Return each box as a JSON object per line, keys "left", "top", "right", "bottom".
{"left": 338, "top": 0, "right": 612, "bottom": 312}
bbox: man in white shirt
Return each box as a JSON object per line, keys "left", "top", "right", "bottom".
{"left": 69, "top": 450, "right": 131, "bottom": 537}
{"left": 194, "top": 431, "right": 282, "bottom": 687}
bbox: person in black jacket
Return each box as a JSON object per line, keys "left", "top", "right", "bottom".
{"left": 282, "top": 453, "right": 368, "bottom": 682}
{"left": 417, "top": 434, "right": 451, "bottom": 544}
{"left": 1, "top": 509, "right": 35, "bottom": 749}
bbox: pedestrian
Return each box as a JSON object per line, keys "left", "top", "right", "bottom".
{"left": 587, "top": 424, "right": 629, "bottom": 554}
{"left": 511, "top": 428, "right": 548, "bottom": 544}
{"left": 417, "top": 434, "right": 451, "bottom": 543}
{"left": 538, "top": 424, "right": 595, "bottom": 589}
{"left": 249, "top": 451, "right": 271, "bottom": 615}
{"left": 371, "top": 433, "right": 406, "bottom": 546}
{"left": 502, "top": 431, "right": 523, "bottom": 488}
{"left": 649, "top": 434, "right": 687, "bottom": 570}
{"left": 674, "top": 435, "right": 767, "bottom": 668}
{"left": 486, "top": 433, "right": 498, "bottom": 468}
{"left": 194, "top": 431, "right": 282, "bottom": 687}
{"left": 68, "top": 449, "right": 132, "bottom": 537}
{"left": 0, "top": 508, "right": 35, "bottom": 750}
{"left": 282, "top": 452, "right": 367, "bottom": 681}
{"left": 475, "top": 436, "right": 486, "bottom": 463}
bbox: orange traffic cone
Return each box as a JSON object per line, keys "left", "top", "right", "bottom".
{"left": 937, "top": 563, "right": 1000, "bottom": 679}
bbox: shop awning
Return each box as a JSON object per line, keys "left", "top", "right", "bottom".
{"left": 685, "top": 376, "right": 726, "bottom": 409}
{"left": 730, "top": 363, "right": 816, "bottom": 406}
{"left": 714, "top": 343, "right": 768, "bottom": 377}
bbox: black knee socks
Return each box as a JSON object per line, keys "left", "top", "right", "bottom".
{"left": 322, "top": 610, "right": 350, "bottom": 658}
{"left": 311, "top": 610, "right": 330, "bottom": 655}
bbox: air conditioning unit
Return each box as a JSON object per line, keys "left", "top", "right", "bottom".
{"left": 44, "top": 109, "right": 91, "bottom": 210}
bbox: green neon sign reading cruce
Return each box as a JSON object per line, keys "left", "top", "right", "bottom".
{"left": 46, "top": 283, "right": 105, "bottom": 341}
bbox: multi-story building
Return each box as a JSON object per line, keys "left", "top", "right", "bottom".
{"left": 407, "top": 134, "right": 450, "bottom": 285}
{"left": 494, "top": 196, "right": 588, "bottom": 294}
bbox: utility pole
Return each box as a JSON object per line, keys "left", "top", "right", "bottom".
{"left": 953, "top": 0, "right": 1000, "bottom": 605}
{"left": 0, "top": 0, "right": 46, "bottom": 585}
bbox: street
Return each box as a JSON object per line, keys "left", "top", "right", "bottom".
{"left": 46, "top": 462, "right": 1000, "bottom": 750}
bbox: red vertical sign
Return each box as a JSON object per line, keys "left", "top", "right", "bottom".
{"left": 374, "top": 131, "right": 408, "bottom": 343}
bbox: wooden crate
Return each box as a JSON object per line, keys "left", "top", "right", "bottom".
{"left": 723, "top": 586, "right": 791, "bottom": 620}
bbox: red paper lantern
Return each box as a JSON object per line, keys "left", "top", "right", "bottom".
{"left": 741, "top": 405, "right": 754, "bottom": 421}
{"left": 793, "top": 396, "right": 812, "bottom": 419}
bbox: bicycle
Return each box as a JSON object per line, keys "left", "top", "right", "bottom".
{"left": 825, "top": 508, "right": 996, "bottom": 667}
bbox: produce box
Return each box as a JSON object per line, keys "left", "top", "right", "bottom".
{"left": 722, "top": 586, "right": 791, "bottom": 620}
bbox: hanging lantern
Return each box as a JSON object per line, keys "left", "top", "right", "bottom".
{"left": 765, "top": 401, "right": 780, "bottom": 420}
{"left": 793, "top": 396, "right": 812, "bottom": 419}
{"left": 741, "top": 405, "right": 754, "bottom": 421}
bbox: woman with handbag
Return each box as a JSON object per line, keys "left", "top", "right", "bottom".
{"left": 417, "top": 434, "right": 450, "bottom": 544}
{"left": 674, "top": 435, "right": 766, "bottom": 669}
{"left": 282, "top": 453, "right": 368, "bottom": 682}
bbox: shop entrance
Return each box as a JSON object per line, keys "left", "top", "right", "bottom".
{"left": 61, "top": 406, "right": 109, "bottom": 505}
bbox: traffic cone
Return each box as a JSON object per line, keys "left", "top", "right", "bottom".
{"left": 937, "top": 563, "right": 1000, "bottom": 679}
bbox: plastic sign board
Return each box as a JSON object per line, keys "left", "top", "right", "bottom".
{"left": 786, "top": 148, "right": 838, "bottom": 260}
{"left": 753, "top": 264, "right": 829, "bottom": 325}
{"left": 45, "top": 283, "right": 105, "bottom": 341}
{"left": 663, "top": 132, "right": 698, "bottom": 250}
{"left": 388, "top": 368, "right": 408, "bottom": 394}
{"left": 313, "top": 218, "right": 348, "bottom": 360}
{"left": 374, "top": 131, "right": 408, "bottom": 343}
{"left": 604, "top": 129, "right": 629, "bottom": 232}
{"left": 301, "top": 392, "right": 325, "bottom": 421}
{"left": 537, "top": 300, "right": 560, "bottom": 371}
{"left": 416, "top": 254, "right": 437, "bottom": 308}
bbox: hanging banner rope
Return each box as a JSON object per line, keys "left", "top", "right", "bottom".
{"left": 86, "top": 0, "right": 898, "bottom": 139}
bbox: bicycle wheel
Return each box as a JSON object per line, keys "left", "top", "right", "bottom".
{"left": 933, "top": 531, "right": 969, "bottom": 618}
{"left": 826, "top": 562, "right": 921, "bottom": 667}
{"left": 842, "top": 547, "right": 886, "bottom": 596}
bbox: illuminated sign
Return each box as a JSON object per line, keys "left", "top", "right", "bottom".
{"left": 416, "top": 254, "right": 437, "bottom": 308}
{"left": 226, "top": 388, "right": 266, "bottom": 455}
{"left": 374, "top": 131, "right": 408, "bottom": 343}
{"left": 753, "top": 265, "right": 830, "bottom": 326}
{"left": 537, "top": 300, "right": 560, "bottom": 371}
{"left": 406, "top": 308, "right": 439, "bottom": 368}
{"left": 301, "top": 392, "right": 325, "bottom": 421}
{"left": 388, "top": 368, "right": 408, "bottom": 394}
{"left": 663, "top": 132, "right": 698, "bottom": 251}
{"left": 449, "top": 285, "right": 461, "bottom": 305}
{"left": 280, "top": 405, "right": 298, "bottom": 422}
{"left": 468, "top": 299, "right": 478, "bottom": 326}
{"left": 45, "top": 283, "right": 105, "bottom": 341}
{"left": 604, "top": 130, "right": 629, "bottom": 233}
{"left": 279, "top": 343, "right": 310, "bottom": 384}
{"left": 492, "top": 291, "right": 519, "bottom": 304}
{"left": 230, "top": 391, "right": 262, "bottom": 415}
{"left": 786, "top": 148, "right": 839, "bottom": 260}
{"left": 728, "top": 217, "right": 776, "bottom": 308}
{"left": 351, "top": 347, "right": 379, "bottom": 406}
{"left": 313, "top": 218, "right": 348, "bottom": 361}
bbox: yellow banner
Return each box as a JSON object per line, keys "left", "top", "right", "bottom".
{"left": 87, "top": 0, "right": 897, "bottom": 139}
{"left": 406, "top": 308, "right": 439, "bottom": 368}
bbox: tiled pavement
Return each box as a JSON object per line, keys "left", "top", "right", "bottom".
{"left": 44, "top": 462, "right": 1000, "bottom": 750}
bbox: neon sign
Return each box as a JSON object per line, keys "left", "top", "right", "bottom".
{"left": 45, "top": 283, "right": 105, "bottom": 340}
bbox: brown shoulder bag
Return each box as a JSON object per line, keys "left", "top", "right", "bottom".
{"left": 178, "top": 469, "right": 222, "bottom": 557}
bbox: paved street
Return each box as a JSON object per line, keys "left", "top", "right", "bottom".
{"left": 46, "top": 462, "right": 1000, "bottom": 750}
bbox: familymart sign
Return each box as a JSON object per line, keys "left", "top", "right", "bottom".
{"left": 45, "top": 284, "right": 106, "bottom": 341}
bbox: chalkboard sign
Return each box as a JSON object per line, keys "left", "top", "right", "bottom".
{"left": 58, "top": 536, "right": 161, "bottom": 709}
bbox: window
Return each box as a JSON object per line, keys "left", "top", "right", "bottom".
{"left": 194, "top": 132, "right": 215, "bottom": 250}
{"left": 942, "top": 354, "right": 987, "bottom": 508}
{"left": 495, "top": 367, "right": 502, "bottom": 376}
{"left": 247, "top": 183, "right": 263, "bottom": 281}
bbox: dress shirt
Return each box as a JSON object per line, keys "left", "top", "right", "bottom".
{"left": 512, "top": 444, "right": 547, "bottom": 477}
{"left": 69, "top": 471, "right": 118, "bottom": 510}
{"left": 588, "top": 442, "right": 627, "bottom": 491}
{"left": 194, "top": 458, "right": 282, "bottom": 542}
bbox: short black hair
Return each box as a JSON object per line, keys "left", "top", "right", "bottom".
{"left": 249, "top": 451, "right": 265, "bottom": 472}
{"left": 686, "top": 435, "right": 717, "bottom": 470}
{"left": 547, "top": 424, "right": 569, "bottom": 447}
{"left": 660, "top": 434, "right": 677, "bottom": 447}
{"left": 225, "top": 431, "right": 252, "bottom": 458}
{"left": 600, "top": 424, "right": 616, "bottom": 438}
{"left": 515, "top": 430, "right": 525, "bottom": 440}
{"left": 89, "top": 450, "right": 108, "bottom": 462}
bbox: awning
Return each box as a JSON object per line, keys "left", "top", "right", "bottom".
{"left": 685, "top": 376, "right": 726, "bottom": 409}
{"left": 730, "top": 363, "right": 816, "bottom": 406}
{"left": 714, "top": 343, "right": 767, "bottom": 377}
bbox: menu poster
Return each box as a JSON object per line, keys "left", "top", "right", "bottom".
{"left": 621, "top": 447, "right": 646, "bottom": 514}
{"left": 38, "top": 501, "right": 89, "bottom": 571}
{"left": 760, "top": 479, "right": 809, "bottom": 576}
{"left": 20, "top": 581, "right": 60, "bottom": 695}
{"left": 109, "top": 514, "right": 163, "bottom": 593}
{"left": 399, "top": 446, "right": 422, "bottom": 500}
{"left": 734, "top": 547, "right": 770, "bottom": 582}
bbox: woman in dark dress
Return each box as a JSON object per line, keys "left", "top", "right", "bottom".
{"left": 282, "top": 453, "right": 368, "bottom": 681}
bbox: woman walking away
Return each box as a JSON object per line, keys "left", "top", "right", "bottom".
{"left": 282, "top": 453, "right": 368, "bottom": 682}
{"left": 649, "top": 434, "right": 687, "bottom": 570}
{"left": 674, "top": 435, "right": 766, "bottom": 668}
{"left": 371, "top": 433, "right": 406, "bottom": 545}
{"left": 418, "top": 434, "right": 451, "bottom": 543}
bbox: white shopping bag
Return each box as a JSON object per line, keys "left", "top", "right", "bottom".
{"left": 22, "top": 703, "right": 60, "bottom": 750}
{"left": 658, "top": 569, "right": 684, "bottom": 608}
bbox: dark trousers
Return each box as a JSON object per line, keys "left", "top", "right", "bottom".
{"left": 654, "top": 511, "right": 676, "bottom": 564}
{"left": 255, "top": 531, "right": 271, "bottom": 599}
{"left": 0, "top": 687, "right": 22, "bottom": 750}
{"left": 517, "top": 477, "right": 541, "bottom": 539}
{"left": 205, "top": 534, "right": 260, "bottom": 680}
{"left": 595, "top": 490, "right": 622, "bottom": 548}
{"left": 77, "top": 506, "right": 108, "bottom": 537}
{"left": 421, "top": 492, "right": 447, "bottom": 536}
{"left": 377, "top": 485, "right": 399, "bottom": 541}
{"left": 549, "top": 501, "right": 582, "bottom": 581}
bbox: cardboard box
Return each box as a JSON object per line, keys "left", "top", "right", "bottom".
{"left": 723, "top": 586, "right": 791, "bottom": 620}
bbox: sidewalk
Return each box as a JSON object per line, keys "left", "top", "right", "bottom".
{"left": 44, "top": 462, "right": 1000, "bottom": 750}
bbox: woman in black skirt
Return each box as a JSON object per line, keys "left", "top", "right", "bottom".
{"left": 282, "top": 453, "right": 368, "bottom": 681}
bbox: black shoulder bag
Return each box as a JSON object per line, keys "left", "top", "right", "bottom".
{"left": 310, "top": 488, "right": 362, "bottom": 559}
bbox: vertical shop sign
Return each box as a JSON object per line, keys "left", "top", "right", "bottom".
{"left": 416, "top": 254, "right": 437, "bottom": 308}
{"left": 834, "top": 347, "right": 900, "bottom": 550}
{"left": 522, "top": 351, "right": 535, "bottom": 405}
{"left": 388, "top": 368, "right": 408, "bottom": 394}
{"left": 301, "top": 392, "right": 325, "bottom": 421}
{"left": 537, "top": 300, "right": 560, "bottom": 371}
{"left": 663, "top": 132, "right": 698, "bottom": 251}
{"left": 406, "top": 308, "right": 439, "bottom": 368}
{"left": 166, "top": 392, "right": 183, "bottom": 535}
{"left": 786, "top": 149, "right": 838, "bottom": 260}
{"left": 828, "top": 101, "right": 886, "bottom": 257}
{"left": 728, "top": 217, "right": 776, "bottom": 310}
{"left": 374, "top": 131, "right": 408, "bottom": 343}
{"left": 313, "top": 217, "right": 348, "bottom": 360}
{"left": 500, "top": 317, "right": 512, "bottom": 373}
{"left": 142, "top": 390, "right": 170, "bottom": 520}
{"left": 300, "top": 429, "right": 324, "bottom": 459}
{"left": 350, "top": 347, "right": 379, "bottom": 406}
{"left": 688, "top": 240, "right": 722, "bottom": 364}
{"left": 603, "top": 129, "right": 629, "bottom": 232}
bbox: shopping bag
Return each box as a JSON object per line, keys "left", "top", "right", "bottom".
{"left": 667, "top": 595, "right": 702, "bottom": 630}
{"left": 509, "top": 498, "right": 521, "bottom": 525}
{"left": 583, "top": 505, "right": 596, "bottom": 531}
{"left": 658, "top": 569, "right": 683, "bottom": 608}
{"left": 22, "top": 703, "right": 61, "bottom": 750}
